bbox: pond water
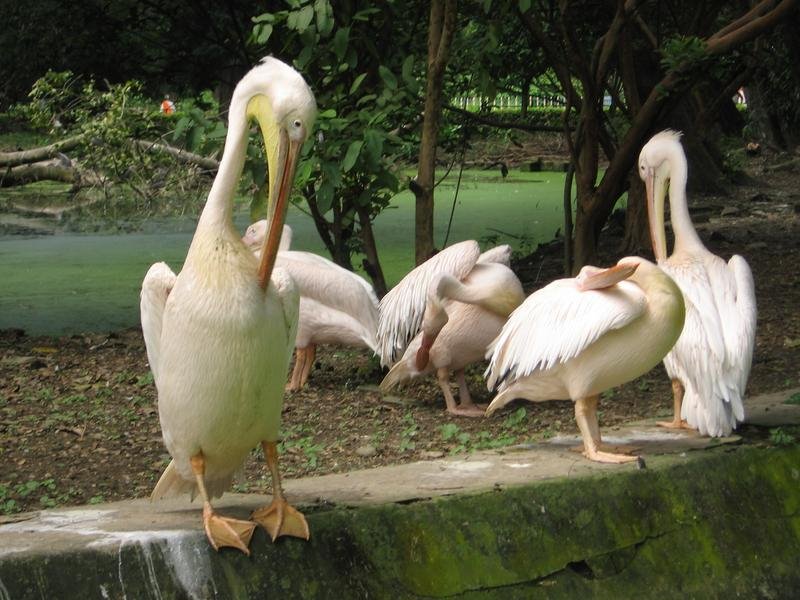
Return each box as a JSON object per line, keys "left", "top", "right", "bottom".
{"left": 0, "top": 170, "right": 566, "bottom": 335}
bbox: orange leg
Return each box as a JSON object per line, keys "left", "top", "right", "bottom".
{"left": 286, "top": 347, "right": 305, "bottom": 392}
{"left": 574, "top": 396, "right": 637, "bottom": 464}
{"left": 298, "top": 344, "right": 316, "bottom": 388}
{"left": 190, "top": 453, "right": 256, "bottom": 554}
{"left": 251, "top": 441, "right": 310, "bottom": 541}
{"left": 657, "top": 379, "right": 692, "bottom": 429}
{"left": 439, "top": 368, "right": 484, "bottom": 417}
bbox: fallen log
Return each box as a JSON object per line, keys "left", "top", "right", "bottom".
{"left": 0, "top": 159, "right": 78, "bottom": 187}
{"left": 0, "top": 135, "right": 85, "bottom": 168}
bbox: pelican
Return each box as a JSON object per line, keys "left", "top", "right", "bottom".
{"left": 485, "top": 257, "right": 685, "bottom": 463}
{"left": 378, "top": 241, "right": 525, "bottom": 416}
{"left": 242, "top": 219, "right": 380, "bottom": 390}
{"left": 140, "top": 57, "right": 316, "bottom": 554}
{"left": 639, "top": 130, "right": 756, "bottom": 436}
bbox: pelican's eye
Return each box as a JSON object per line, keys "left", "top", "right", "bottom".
{"left": 293, "top": 119, "right": 302, "bottom": 128}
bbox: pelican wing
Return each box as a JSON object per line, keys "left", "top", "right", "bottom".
{"left": 277, "top": 250, "right": 379, "bottom": 345}
{"left": 376, "top": 240, "right": 481, "bottom": 366}
{"left": 140, "top": 262, "right": 177, "bottom": 385}
{"left": 271, "top": 266, "right": 301, "bottom": 351}
{"left": 486, "top": 278, "right": 647, "bottom": 389}
{"left": 722, "top": 254, "right": 757, "bottom": 392}
{"left": 477, "top": 244, "right": 512, "bottom": 266}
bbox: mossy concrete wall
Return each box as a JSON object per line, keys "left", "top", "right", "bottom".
{"left": 2, "top": 444, "right": 799, "bottom": 598}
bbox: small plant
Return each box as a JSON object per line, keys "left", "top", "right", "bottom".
{"left": 399, "top": 412, "right": 418, "bottom": 452}
{"left": 769, "top": 427, "right": 796, "bottom": 446}
{"left": 784, "top": 393, "right": 800, "bottom": 406}
{"left": 89, "top": 495, "right": 105, "bottom": 505}
{"left": 503, "top": 407, "right": 528, "bottom": 430}
{"left": 137, "top": 372, "right": 155, "bottom": 387}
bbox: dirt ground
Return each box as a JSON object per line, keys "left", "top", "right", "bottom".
{"left": 1, "top": 149, "right": 798, "bottom": 515}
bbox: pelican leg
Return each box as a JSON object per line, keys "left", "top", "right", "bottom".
{"left": 455, "top": 370, "right": 487, "bottom": 416}
{"left": 440, "top": 368, "right": 484, "bottom": 418}
{"left": 657, "top": 379, "right": 692, "bottom": 429}
{"left": 286, "top": 348, "right": 306, "bottom": 392}
{"left": 190, "top": 453, "right": 256, "bottom": 555}
{"left": 574, "top": 396, "right": 637, "bottom": 464}
{"left": 298, "top": 344, "right": 316, "bottom": 388}
{"left": 251, "top": 441, "right": 310, "bottom": 541}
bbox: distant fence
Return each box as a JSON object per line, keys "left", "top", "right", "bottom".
{"left": 454, "top": 94, "right": 615, "bottom": 110}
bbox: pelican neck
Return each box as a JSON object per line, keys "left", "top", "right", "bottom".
{"left": 666, "top": 146, "right": 704, "bottom": 256}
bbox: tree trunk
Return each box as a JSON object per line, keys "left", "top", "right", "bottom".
{"left": 357, "top": 206, "right": 388, "bottom": 298}
{"left": 414, "top": 0, "right": 457, "bottom": 266}
{"left": 621, "top": 172, "right": 651, "bottom": 258}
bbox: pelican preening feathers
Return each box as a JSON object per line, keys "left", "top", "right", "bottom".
{"left": 485, "top": 257, "right": 686, "bottom": 463}
{"left": 638, "top": 130, "right": 756, "bottom": 437}
{"left": 141, "top": 57, "right": 316, "bottom": 553}
{"left": 377, "top": 240, "right": 525, "bottom": 416}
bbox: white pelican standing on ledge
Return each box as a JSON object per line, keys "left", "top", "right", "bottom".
{"left": 378, "top": 241, "right": 525, "bottom": 416}
{"left": 485, "top": 257, "right": 685, "bottom": 463}
{"left": 639, "top": 130, "right": 756, "bottom": 436}
{"left": 140, "top": 57, "right": 316, "bottom": 554}
{"left": 242, "top": 219, "right": 380, "bottom": 390}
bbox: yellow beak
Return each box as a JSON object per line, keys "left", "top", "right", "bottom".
{"left": 645, "top": 169, "right": 668, "bottom": 262}
{"left": 247, "top": 96, "right": 304, "bottom": 290}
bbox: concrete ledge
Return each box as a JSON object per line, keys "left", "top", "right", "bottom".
{"left": 2, "top": 392, "right": 800, "bottom": 598}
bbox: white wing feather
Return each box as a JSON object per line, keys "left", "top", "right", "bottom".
{"left": 486, "top": 278, "right": 647, "bottom": 389}
{"left": 276, "top": 250, "right": 379, "bottom": 339}
{"left": 376, "top": 240, "right": 481, "bottom": 366}
{"left": 661, "top": 253, "right": 756, "bottom": 436}
{"left": 140, "top": 262, "right": 177, "bottom": 386}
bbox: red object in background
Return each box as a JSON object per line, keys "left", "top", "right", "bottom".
{"left": 160, "top": 98, "right": 175, "bottom": 115}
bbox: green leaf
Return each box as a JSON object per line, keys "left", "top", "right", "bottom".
{"left": 333, "top": 27, "right": 350, "bottom": 61}
{"left": 185, "top": 125, "right": 203, "bottom": 152}
{"left": 362, "top": 129, "right": 383, "bottom": 169}
{"left": 318, "top": 108, "right": 337, "bottom": 119}
{"left": 349, "top": 73, "right": 368, "bottom": 95}
{"left": 254, "top": 23, "right": 273, "bottom": 44}
{"left": 518, "top": 0, "right": 531, "bottom": 12}
{"left": 342, "top": 140, "right": 363, "bottom": 172}
{"left": 314, "top": 0, "right": 333, "bottom": 36}
{"left": 315, "top": 181, "right": 335, "bottom": 214}
{"left": 295, "top": 5, "right": 315, "bottom": 32}
{"left": 378, "top": 65, "right": 397, "bottom": 90}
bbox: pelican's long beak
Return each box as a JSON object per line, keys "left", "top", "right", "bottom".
{"left": 645, "top": 169, "right": 668, "bottom": 262}
{"left": 257, "top": 132, "right": 301, "bottom": 289}
{"left": 247, "top": 96, "right": 304, "bottom": 290}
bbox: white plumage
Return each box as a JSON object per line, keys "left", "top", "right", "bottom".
{"left": 639, "top": 130, "right": 756, "bottom": 436}
{"left": 378, "top": 242, "right": 525, "bottom": 416}
{"left": 242, "top": 220, "right": 379, "bottom": 390}
{"left": 485, "top": 257, "right": 685, "bottom": 463}
{"left": 140, "top": 57, "right": 316, "bottom": 553}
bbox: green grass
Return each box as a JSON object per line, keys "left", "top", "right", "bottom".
{"left": 0, "top": 168, "right": 567, "bottom": 335}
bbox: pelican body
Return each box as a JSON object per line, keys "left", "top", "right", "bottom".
{"left": 485, "top": 257, "right": 685, "bottom": 463}
{"left": 140, "top": 57, "right": 317, "bottom": 553}
{"left": 242, "top": 220, "right": 380, "bottom": 390}
{"left": 378, "top": 241, "right": 525, "bottom": 416}
{"left": 639, "top": 130, "right": 756, "bottom": 437}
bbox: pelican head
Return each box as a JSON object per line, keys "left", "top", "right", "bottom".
{"left": 236, "top": 57, "right": 317, "bottom": 288}
{"left": 638, "top": 130, "right": 684, "bottom": 262}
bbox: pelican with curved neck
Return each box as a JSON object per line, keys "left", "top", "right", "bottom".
{"left": 141, "top": 57, "right": 317, "bottom": 554}
{"left": 638, "top": 130, "right": 756, "bottom": 437}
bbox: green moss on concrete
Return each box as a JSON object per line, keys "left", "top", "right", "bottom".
{"left": 2, "top": 444, "right": 799, "bottom": 598}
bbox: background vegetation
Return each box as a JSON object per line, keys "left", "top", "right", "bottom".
{"left": 2, "top": 0, "right": 798, "bottom": 288}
